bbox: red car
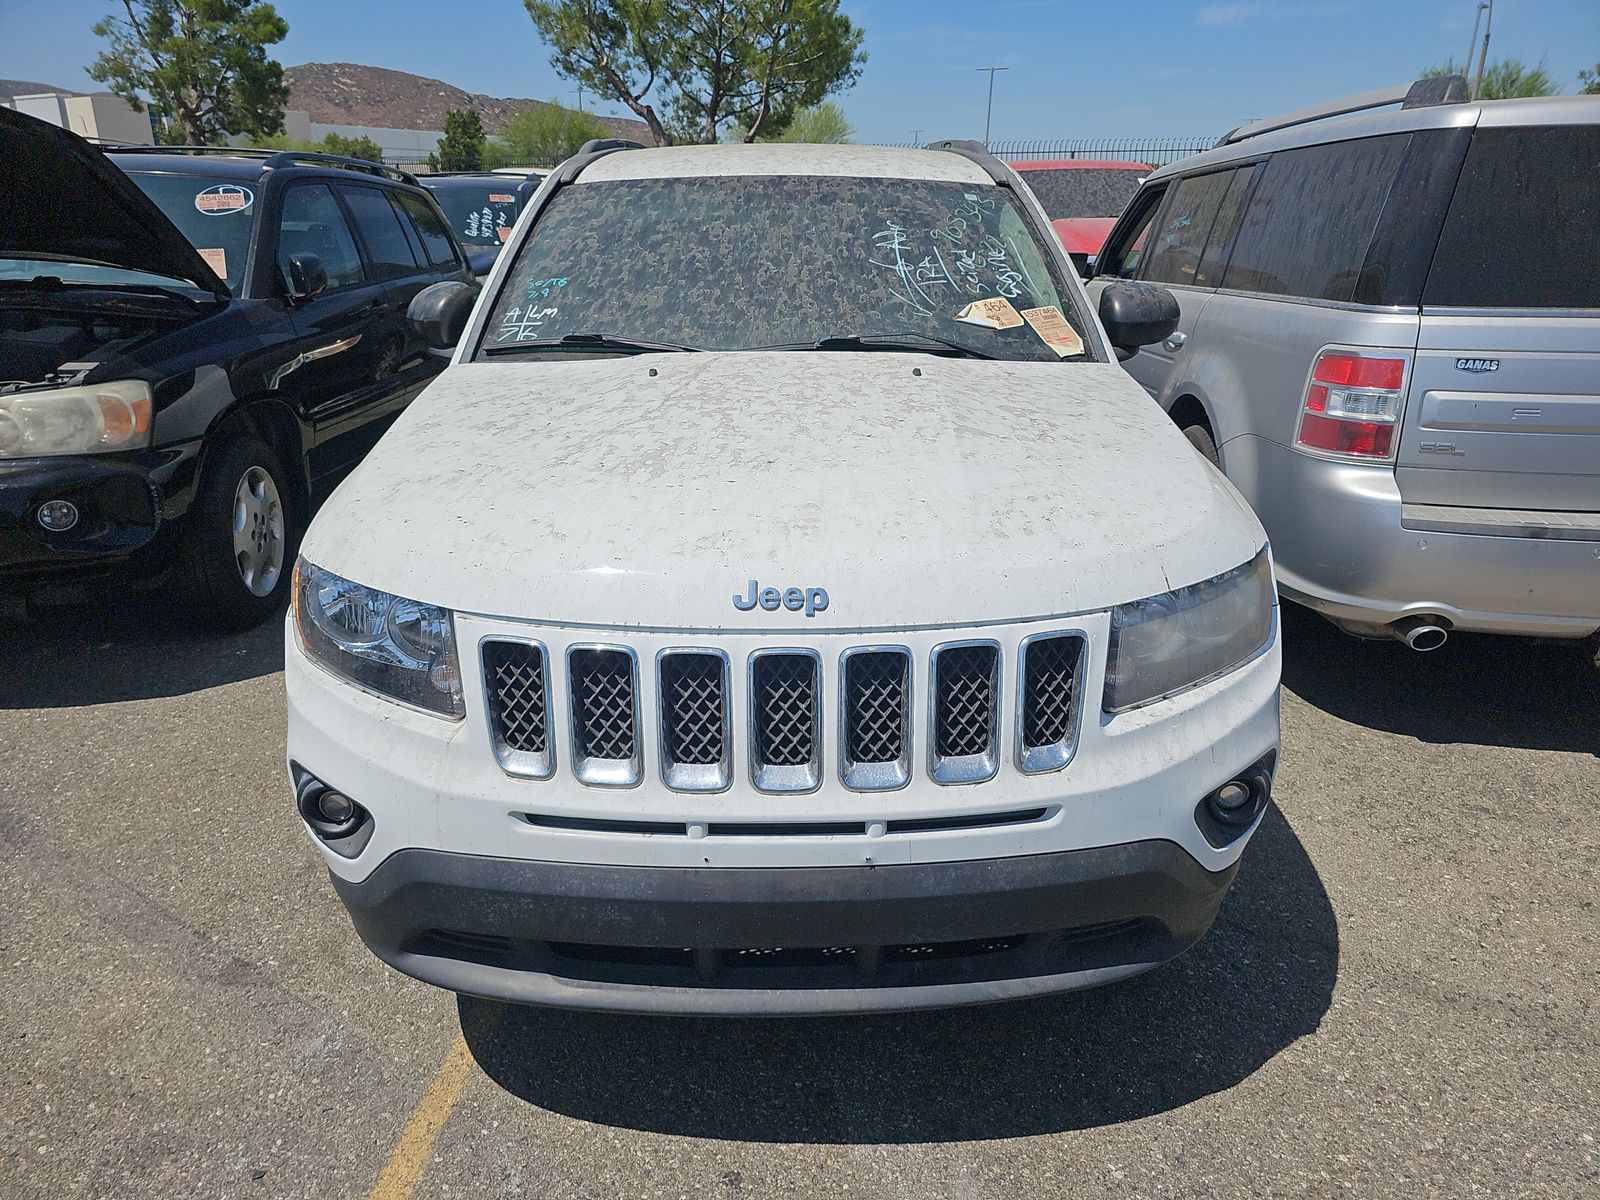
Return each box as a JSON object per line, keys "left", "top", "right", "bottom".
{"left": 1008, "top": 160, "right": 1149, "bottom": 272}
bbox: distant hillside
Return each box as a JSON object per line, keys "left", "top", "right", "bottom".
{"left": 1, "top": 78, "right": 85, "bottom": 101}
{"left": 285, "top": 62, "right": 652, "bottom": 143}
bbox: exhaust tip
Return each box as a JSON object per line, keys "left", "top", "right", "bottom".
{"left": 1394, "top": 617, "right": 1450, "bottom": 652}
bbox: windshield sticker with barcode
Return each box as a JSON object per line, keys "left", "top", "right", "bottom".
{"left": 195, "top": 185, "right": 253, "bottom": 215}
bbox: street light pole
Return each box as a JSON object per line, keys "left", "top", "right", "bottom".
{"left": 1464, "top": 2, "right": 1487, "bottom": 80}
{"left": 976, "top": 66, "right": 1008, "bottom": 149}
{"left": 1472, "top": 0, "right": 1494, "bottom": 100}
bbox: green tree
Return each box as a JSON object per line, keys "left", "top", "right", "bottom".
{"left": 1579, "top": 63, "right": 1600, "bottom": 94}
{"left": 485, "top": 102, "right": 609, "bottom": 167}
{"left": 243, "top": 131, "right": 385, "bottom": 163}
{"left": 523, "top": 0, "right": 865, "bottom": 146}
{"left": 318, "top": 131, "right": 384, "bottom": 162}
{"left": 1423, "top": 56, "right": 1559, "bottom": 100}
{"left": 89, "top": 0, "right": 289, "bottom": 144}
{"left": 430, "top": 109, "right": 486, "bottom": 171}
{"left": 742, "top": 100, "right": 851, "bottom": 143}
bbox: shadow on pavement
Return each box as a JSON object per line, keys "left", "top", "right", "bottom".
{"left": 1279, "top": 603, "right": 1598, "bottom": 756}
{"left": 0, "top": 597, "right": 286, "bottom": 709}
{"left": 459, "top": 806, "right": 1336, "bottom": 1143}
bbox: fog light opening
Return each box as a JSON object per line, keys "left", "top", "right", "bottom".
{"left": 37, "top": 500, "right": 80, "bottom": 532}
{"left": 1195, "top": 756, "right": 1274, "bottom": 848}
{"left": 294, "top": 770, "right": 371, "bottom": 851}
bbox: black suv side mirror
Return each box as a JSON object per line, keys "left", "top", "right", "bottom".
{"left": 286, "top": 253, "right": 328, "bottom": 303}
{"left": 1098, "top": 280, "right": 1180, "bottom": 361}
{"left": 407, "top": 281, "right": 478, "bottom": 350}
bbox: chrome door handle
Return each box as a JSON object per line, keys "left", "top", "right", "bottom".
{"left": 1163, "top": 332, "right": 1187, "bottom": 351}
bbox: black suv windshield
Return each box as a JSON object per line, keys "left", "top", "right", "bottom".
{"left": 430, "top": 184, "right": 520, "bottom": 247}
{"left": 481, "top": 175, "right": 1087, "bottom": 360}
{"left": 125, "top": 172, "right": 258, "bottom": 290}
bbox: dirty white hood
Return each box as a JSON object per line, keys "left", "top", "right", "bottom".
{"left": 302, "top": 353, "right": 1265, "bottom": 629}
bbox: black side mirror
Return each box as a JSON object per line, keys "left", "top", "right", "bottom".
{"left": 1098, "top": 280, "right": 1180, "bottom": 360}
{"left": 286, "top": 253, "right": 327, "bottom": 303}
{"left": 407, "top": 280, "right": 478, "bottom": 350}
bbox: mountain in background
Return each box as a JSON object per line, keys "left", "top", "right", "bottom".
{"left": 1, "top": 78, "right": 87, "bottom": 101}
{"left": 285, "top": 62, "right": 650, "bottom": 142}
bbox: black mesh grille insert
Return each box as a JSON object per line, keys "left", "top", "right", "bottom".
{"left": 483, "top": 641, "right": 547, "bottom": 754}
{"left": 935, "top": 645, "right": 998, "bottom": 758}
{"left": 1022, "top": 635, "right": 1083, "bottom": 748}
{"left": 845, "top": 651, "right": 909, "bottom": 765}
{"left": 752, "top": 654, "right": 818, "bottom": 768}
{"left": 570, "top": 649, "right": 636, "bottom": 761}
{"left": 661, "top": 653, "right": 725, "bottom": 766}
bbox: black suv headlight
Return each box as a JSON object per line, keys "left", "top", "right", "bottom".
{"left": 1104, "top": 548, "right": 1275, "bottom": 713}
{"left": 292, "top": 558, "right": 465, "bottom": 719}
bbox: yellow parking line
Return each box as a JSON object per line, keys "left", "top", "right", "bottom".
{"left": 367, "top": 1034, "right": 476, "bottom": 1200}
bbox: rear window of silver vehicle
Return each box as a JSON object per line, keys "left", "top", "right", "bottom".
{"left": 1423, "top": 124, "right": 1600, "bottom": 309}
{"left": 482, "top": 175, "right": 1084, "bottom": 360}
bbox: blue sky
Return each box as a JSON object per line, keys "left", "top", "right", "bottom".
{"left": 3, "top": 0, "right": 1595, "bottom": 143}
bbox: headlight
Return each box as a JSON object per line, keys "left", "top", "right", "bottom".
{"left": 1104, "top": 548, "right": 1274, "bottom": 713}
{"left": 292, "top": 559, "right": 465, "bottom": 719}
{"left": 0, "top": 381, "right": 152, "bottom": 459}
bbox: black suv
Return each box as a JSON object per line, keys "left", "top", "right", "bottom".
{"left": 0, "top": 109, "right": 472, "bottom": 627}
{"left": 417, "top": 170, "right": 546, "bottom": 272}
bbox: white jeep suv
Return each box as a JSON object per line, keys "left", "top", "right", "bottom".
{"left": 285, "top": 140, "right": 1282, "bottom": 1015}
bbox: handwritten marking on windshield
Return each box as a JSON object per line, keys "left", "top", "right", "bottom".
{"left": 496, "top": 305, "right": 561, "bottom": 342}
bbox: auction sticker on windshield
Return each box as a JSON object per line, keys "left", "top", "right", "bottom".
{"left": 195, "top": 185, "right": 253, "bottom": 214}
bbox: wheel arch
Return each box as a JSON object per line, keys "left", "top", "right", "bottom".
{"left": 201, "top": 397, "right": 311, "bottom": 525}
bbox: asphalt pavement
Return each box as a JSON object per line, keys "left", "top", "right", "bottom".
{"left": 2, "top": 601, "right": 1595, "bottom": 1198}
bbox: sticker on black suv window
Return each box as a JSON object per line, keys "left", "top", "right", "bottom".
{"left": 195, "top": 185, "right": 254, "bottom": 215}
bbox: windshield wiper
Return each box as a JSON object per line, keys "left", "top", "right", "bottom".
{"left": 482, "top": 332, "right": 700, "bottom": 356}
{"left": 752, "top": 332, "right": 994, "bottom": 360}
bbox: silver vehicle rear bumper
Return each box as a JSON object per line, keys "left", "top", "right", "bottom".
{"left": 1226, "top": 435, "right": 1600, "bottom": 639}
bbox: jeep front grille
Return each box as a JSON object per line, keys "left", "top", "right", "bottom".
{"left": 567, "top": 646, "right": 641, "bottom": 787}
{"left": 930, "top": 641, "right": 1000, "bottom": 784}
{"left": 658, "top": 650, "right": 731, "bottom": 792}
{"left": 1018, "top": 633, "right": 1086, "bottom": 773}
{"left": 749, "top": 650, "right": 822, "bottom": 792}
{"left": 483, "top": 632, "right": 1092, "bottom": 790}
{"left": 482, "top": 640, "right": 553, "bottom": 778}
{"left": 840, "top": 647, "right": 912, "bottom": 790}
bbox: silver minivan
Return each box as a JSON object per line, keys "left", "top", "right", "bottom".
{"left": 1086, "top": 82, "right": 1599, "bottom": 651}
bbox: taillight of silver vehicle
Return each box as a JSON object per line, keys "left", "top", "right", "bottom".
{"left": 1294, "top": 349, "right": 1408, "bottom": 460}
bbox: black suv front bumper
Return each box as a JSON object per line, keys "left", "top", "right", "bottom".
{"left": 0, "top": 446, "right": 199, "bottom": 590}
{"left": 332, "top": 840, "right": 1240, "bottom": 1015}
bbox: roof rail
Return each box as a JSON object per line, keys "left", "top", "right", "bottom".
{"left": 104, "top": 143, "right": 415, "bottom": 183}
{"left": 556, "top": 138, "right": 646, "bottom": 184}
{"left": 1215, "top": 75, "right": 1469, "bottom": 147}
{"left": 921, "top": 138, "right": 1014, "bottom": 185}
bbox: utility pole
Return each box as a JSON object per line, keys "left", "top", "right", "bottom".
{"left": 976, "top": 66, "right": 1008, "bottom": 149}
{"left": 1472, "top": 0, "right": 1494, "bottom": 100}
{"left": 911, "top": 128, "right": 923, "bottom": 145}
{"left": 576, "top": 83, "right": 585, "bottom": 111}
{"left": 1463, "top": 2, "right": 1488, "bottom": 79}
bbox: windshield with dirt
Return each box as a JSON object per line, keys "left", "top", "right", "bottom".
{"left": 480, "top": 175, "right": 1089, "bottom": 361}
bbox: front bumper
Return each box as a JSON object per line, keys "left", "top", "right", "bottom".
{"left": 287, "top": 602, "right": 1281, "bottom": 1012}
{"left": 0, "top": 444, "right": 200, "bottom": 587}
{"left": 1227, "top": 435, "right": 1600, "bottom": 639}
{"left": 332, "top": 840, "right": 1239, "bottom": 1015}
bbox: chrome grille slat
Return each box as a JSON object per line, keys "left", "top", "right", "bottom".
{"left": 749, "top": 650, "right": 822, "bottom": 793}
{"left": 840, "top": 647, "right": 912, "bottom": 790}
{"left": 567, "top": 646, "right": 642, "bottom": 787}
{"left": 482, "top": 639, "right": 553, "bottom": 779}
{"left": 658, "top": 650, "right": 732, "bottom": 792}
{"left": 1017, "top": 633, "right": 1086, "bottom": 774}
{"left": 929, "top": 641, "right": 1000, "bottom": 785}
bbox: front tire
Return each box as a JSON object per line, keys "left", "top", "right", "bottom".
{"left": 1181, "top": 423, "right": 1220, "bottom": 466}
{"left": 180, "top": 435, "right": 298, "bottom": 630}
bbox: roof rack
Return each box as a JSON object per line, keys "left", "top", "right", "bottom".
{"left": 921, "top": 138, "right": 1014, "bottom": 186}
{"left": 1215, "top": 75, "right": 1469, "bottom": 147}
{"left": 556, "top": 138, "right": 646, "bottom": 184}
{"left": 105, "top": 144, "right": 416, "bottom": 183}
